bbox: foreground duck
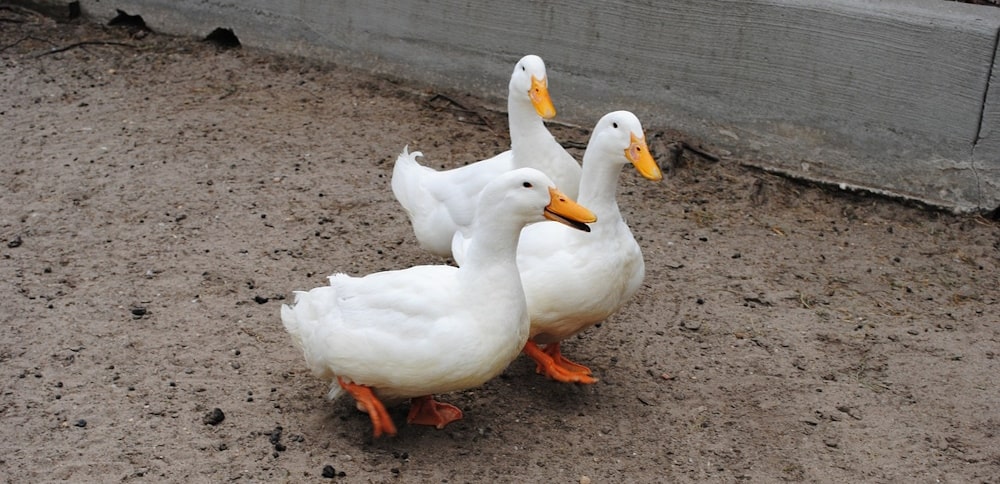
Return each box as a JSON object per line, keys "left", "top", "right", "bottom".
{"left": 454, "top": 111, "right": 662, "bottom": 384}
{"left": 391, "top": 54, "right": 582, "bottom": 257}
{"left": 281, "top": 167, "right": 596, "bottom": 437}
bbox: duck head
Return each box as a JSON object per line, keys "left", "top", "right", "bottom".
{"left": 481, "top": 168, "right": 596, "bottom": 232}
{"left": 512, "top": 55, "right": 556, "bottom": 119}
{"left": 590, "top": 111, "right": 663, "bottom": 181}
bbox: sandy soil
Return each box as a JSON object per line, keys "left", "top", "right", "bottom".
{"left": 2, "top": 7, "right": 999, "bottom": 483}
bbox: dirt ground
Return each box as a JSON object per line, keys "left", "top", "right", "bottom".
{"left": 2, "top": 7, "right": 999, "bottom": 483}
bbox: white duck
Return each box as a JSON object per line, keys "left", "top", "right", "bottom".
{"left": 391, "top": 54, "right": 582, "bottom": 257}
{"left": 281, "top": 167, "right": 596, "bottom": 437}
{"left": 453, "top": 111, "right": 662, "bottom": 384}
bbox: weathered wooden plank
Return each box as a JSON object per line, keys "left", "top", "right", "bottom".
{"left": 71, "top": 0, "right": 1000, "bottom": 209}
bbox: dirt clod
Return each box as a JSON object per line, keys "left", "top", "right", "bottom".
{"left": 202, "top": 408, "right": 225, "bottom": 426}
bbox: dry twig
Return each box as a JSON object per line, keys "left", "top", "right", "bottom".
{"left": 33, "top": 40, "right": 136, "bottom": 58}
{"left": 425, "top": 93, "right": 497, "bottom": 135}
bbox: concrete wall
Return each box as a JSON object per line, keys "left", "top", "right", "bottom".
{"left": 57, "top": 0, "right": 1000, "bottom": 211}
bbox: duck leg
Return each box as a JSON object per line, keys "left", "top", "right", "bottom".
{"left": 337, "top": 377, "right": 397, "bottom": 437}
{"left": 541, "top": 341, "right": 593, "bottom": 375}
{"left": 407, "top": 395, "right": 463, "bottom": 429}
{"left": 522, "top": 341, "right": 597, "bottom": 384}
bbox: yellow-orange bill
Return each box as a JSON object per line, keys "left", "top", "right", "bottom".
{"left": 544, "top": 186, "right": 597, "bottom": 232}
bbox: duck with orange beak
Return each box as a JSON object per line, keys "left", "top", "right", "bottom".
{"left": 391, "top": 55, "right": 582, "bottom": 258}
{"left": 282, "top": 168, "right": 596, "bottom": 437}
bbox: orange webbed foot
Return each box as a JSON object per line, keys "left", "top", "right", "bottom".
{"left": 406, "top": 395, "right": 463, "bottom": 429}
{"left": 337, "top": 377, "right": 398, "bottom": 437}
{"left": 541, "top": 341, "right": 594, "bottom": 376}
{"left": 523, "top": 341, "right": 597, "bottom": 384}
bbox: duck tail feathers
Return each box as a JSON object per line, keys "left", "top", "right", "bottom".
{"left": 391, "top": 146, "right": 433, "bottom": 212}
{"left": 280, "top": 290, "right": 314, "bottom": 346}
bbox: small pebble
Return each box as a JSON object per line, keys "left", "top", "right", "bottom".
{"left": 321, "top": 465, "right": 336, "bottom": 478}
{"left": 7, "top": 235, "right": 22, "bottom": 248}
{"left": 74, "top": 419, "right": 87, "bottom": 428}
{"left": 253, "top": 295, "right": 269, "bottom": 304}
{"left": 682, "top": 320, "right": 701, "bottom": 331}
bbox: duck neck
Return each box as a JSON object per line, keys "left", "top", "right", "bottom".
{"left": 507, "top": 94, "right": 551, "bottom": 163}
{"left": 459, "top": 218, "right": 525, "bottom": 284}
{"left": 578, "top": 152, "right": 626, "bottom": 221}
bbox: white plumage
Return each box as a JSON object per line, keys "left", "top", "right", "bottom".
{"left": 282, "top": 167, "right": 596, "bottom": 436}
{"left": 391, "top": 55, "right": 582, "bottom": 257}
{"left": 453, "top": 111, "right": 662, "bottom": 383}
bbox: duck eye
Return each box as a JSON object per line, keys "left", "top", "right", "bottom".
{"left": 522, "top": 181, "right": 533, "bottom": 188}
{"left": 612, "top": 122, "right": 619, "bottom": 129}
{"left": 521, "top": 65, "right": 526, "bottom": 71}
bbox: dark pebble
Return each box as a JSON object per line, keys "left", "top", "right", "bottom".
{"left": 321, "top": 465, "right": 336, "bottom": 478}
{"left": 74, "top": 419, "right": 87, "bottom": 428}
{"left": 269, "top": 426, "right": 283, "bottom": 445}
{"left": 203, "top": 408, "right": 225, "bottom": 425}
{"left": 254, "top": 295, "right": 269, "bottom": 304}
{"left": 7, "top": 235, "right": 22, "bottom": 248}
{"left": 131, "top": 307, "right": 147, "bottom": 317}
{"left": 274, "top": 443, "right": 286, "bottom": 452}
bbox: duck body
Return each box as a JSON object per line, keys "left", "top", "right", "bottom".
{"left": 390, "top": 148, "right": 509, "bottom": 257}
{"left": 453, "top": 111, "right": 662, "bottom": 384}
{"left": 282, "top": 263, "right": 527, "bottom": 403}
{"left": 518, "top": 214, "right": 645, "bottom": 344}
{"left": 391, "top": 54, "right": 581, "bottom": 257}
{"left": 282, "top": 167, "right": 596, "bottom": 436}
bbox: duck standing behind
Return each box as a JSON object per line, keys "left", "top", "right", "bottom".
{"left": 391, "top": 54, "right": 582, "bottom": 257}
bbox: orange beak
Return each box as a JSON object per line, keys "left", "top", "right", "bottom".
{"left": 626, "top": 133, "right": 662, "bottom": 181}
{"left": 529, "top": 75, "right": 556, "bottom": 119}
{"left": 544, "top": 186, "right": 596, "bottom": 232}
